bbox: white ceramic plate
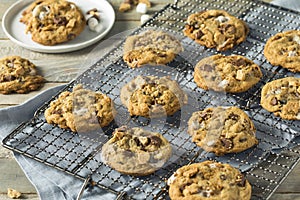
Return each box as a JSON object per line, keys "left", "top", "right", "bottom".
{"left": 2, "top": 0, "right": 115, "bottom": 53}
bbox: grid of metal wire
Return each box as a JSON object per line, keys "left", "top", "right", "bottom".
{"left": 2, "top": 0, "right": 300, "bottom": 199}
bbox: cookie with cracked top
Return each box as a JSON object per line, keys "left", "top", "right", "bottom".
{"left": 123, "top": 30, "right": 183, "bottom": 68}
{"left": 0, "top": 56, "right": 45, "bottom": 94}
{"left": 260, "top": 77, "right": 300, "bottom": 120}
{"left": 194, "top": 54, "right": 262, "bottom": 93}
{"left": 187, "top": 106, "right": 258, "bottom": 156}
{"left": 184, "top": 10, "right": 248, "bottom": 51}
{"left": 168, "top": 160, "right": 252, "bottom": 200}
{"left": 101, "top": 126, "right": 172, "bottom": 176}
{"left": 20, "top": 0, "right": 85, "bottom": 45}
{"left": 264, "top": 30, "right": 300, "bottom": 72}
{"left": 44, "top": 84, "right": 116, "bottom": 132}
{"left": 120, "top": 75, "right": 188, "bottom": 117}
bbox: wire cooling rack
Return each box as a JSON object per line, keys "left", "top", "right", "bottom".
{"left": 2, "top": 0, "right": 300, "bottom": 199}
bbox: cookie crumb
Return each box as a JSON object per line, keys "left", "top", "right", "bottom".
{"left": 7, "top": 188, "right": 21, "bottom": 199}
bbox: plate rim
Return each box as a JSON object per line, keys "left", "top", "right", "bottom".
{"left": 2, "top": 0, "right": 116, "bottom": 53}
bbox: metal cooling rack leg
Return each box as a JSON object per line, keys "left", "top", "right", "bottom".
{"left": 76, "top": 175, "right": 92, "bottom": 200}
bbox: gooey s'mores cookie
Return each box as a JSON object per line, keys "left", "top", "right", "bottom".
{"left": 188, "top": 106, "right": 258, "bottom": 156}
{"left": 168, "top": 160, "right": 252, "bottom": 200}
{"left": 20, "top": 0, "right": 85, "bottom": 45}
{"left": 101, "top": 126, "right": 172, "bottom": 176}
{"left": 184, "top": 10, "right": 248, "bottom": 51}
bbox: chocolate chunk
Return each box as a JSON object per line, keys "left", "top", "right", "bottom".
{"left": 228, "top": 113, "right": 239, "bottom": 120}
{"left": 201, "top": 64, "right": 214, "bottom": 72}
{"left": 122, "top": 150, "right": 134, "bottom": 157}
{"left": 195, "top": 30, "right": 204, "bottom": 39}
{"left": 232, "top": 58, "right": 246, "bottom": 66}
{"left": 220, "top": 24, "right": 236, "bottom": 34}
{"left": 53, "top": 16, "right": 67, "bottom": 26}
{"left": 134, "top": 137, "right": 142, "bottom": 146}
{"left": 4, "top": 75, "right": 16, "bottom": 82}
{"left": 150, "top": 136, "right": 162, "bottom": 146}
{"left": 67, "top": 34, "right": 76, "bottom": 40}
{"left": 270, "top": 97, "right": 278, "bottom": 105}
{"left": 53, "top": 109, "right": 62, "bottom": 115}
{"left": 236, "top": 174, "right": 246, "bottom": 187}
{"left": 221, "top": 137, "right": 233, "bottom": 149}
{"left": 220, "top": 174, "right": 226, "bottom": 180}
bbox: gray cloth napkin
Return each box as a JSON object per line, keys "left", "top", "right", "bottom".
{"left": 271, "top": 0, "right": 300, "bottom": 11}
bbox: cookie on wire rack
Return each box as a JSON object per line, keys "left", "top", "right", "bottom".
{"left": 168, "top": 160, "right": 252, "bottom": 200}
{"left": 184, "top": 10, "right": 249, "bottom": 51}
{"left": 101, "top": 126, "right": 172, "bottom": 176}
{"left": 120, "top": 75, "right": 188, "bottom": 118}
{"left": 260, "top": 77, "right": 300, "bottom": 120}
{"left": 123, "top": 30, "right": 183, "bottom": 68}
{"left": 194, "top": 54, "right": 262, "bottom": 93}
{"left": 187, "top": 106, "right": 258, "bottom": 156}
{"left": 264, "top": 30, "right": 300, "bottom": 72}
{"left": 44, "top": 84, "right": 116, "bottom": 132}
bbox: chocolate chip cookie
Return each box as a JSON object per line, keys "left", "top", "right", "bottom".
{"left": 120, "top": 75, "right": 188, "bottom": 117}
{"left": 194, "top": 54, "right": 262, "bottom": 93}
{"left": 123, "top": 30, "right": 183, "bottom": 68}
{"left": 0, "top": 56, "right": 45, "bottom": 94}
{"left": 260, "top": 77, "right": 300, "bottom": 120}
{"left": 20, "top": 0, "right": 85, "bottom": 45}
{"left": 264, "top": 30, "right": 300, "bottom": 72}
{"left": 101, "top": 126, "right": 172, "bottom": 176}
{"left": 45, "top": 84, "right": 116, "bottom": 132}
{"left": 168, "top": 160, "right": 252, "bottom": 200}
{"left": 184, "top": 10, "right": 249, "bottom": 51}
{"left": 188, "top": 106, "right": 258, "bottom": 156}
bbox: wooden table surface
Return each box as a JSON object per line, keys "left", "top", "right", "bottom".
{"left": 0, "top": 0, "right": 299, "bottom": 199}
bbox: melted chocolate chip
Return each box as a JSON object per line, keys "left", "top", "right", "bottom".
{"left": 54, "top": 16, "right": 67, "bottom": 26}
{"left": 219, "top": 24, "right": 236, "bottom": 34}
{"left": 220, "top": 174, "right": 226, "bottom": 180}
{"left": 228, "top": 113, "right": 239, "bottom": 120}
{"left": 4, "top": 75, "right": 16, "bottom": 81}
{"left": 67, "top": 34, "right": 76, "bottom": 40}
{"left": 221, "top": 137, "right": 233, "bottom": 149}
{"left": 236, "top": 174, "right": 246, "bottom": 187}
{"left": 122, "top": 150, "right": 134, "bottom": 157}
{"left": 150, "top": 136, "right": 162, "bottom": 146}
{"left": 195, "top": 30, "right": 204, "bottom": 39}
{"left": 232, "top": 58, "right": 246, "bottom": 67}
{"left": 270, "top": 97, "right": 278, "bottom": 105}
{"left": 134, "top": 137, "right": 142, "bottom": 146}
{"left": 201, "top": 64, "right": 214, "bottom": 72}
{"left": 53, "top": 109, "right": 62, "bottom": 115}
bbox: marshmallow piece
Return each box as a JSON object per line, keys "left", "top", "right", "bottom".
{"left": 32, "top": 5, "right": 42, "bottom": 17}
{"left": 136, "top": 3, "right": 147, "bottom": 14}
{"left": 94, "top": 23, "right": 104, "bottom": 33}
{"left": 140, "top": 14, "right": 150, "bottom": 24}
{"left": 293, "top": 35, "right": 300, "bottom": 45}
{"left": 88, "top": 17, "right": 99, "bottom": 30}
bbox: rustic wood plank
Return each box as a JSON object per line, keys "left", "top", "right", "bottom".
{"left": 0, "top": 160, "right": 36, "bottom": 193}
{"left": 0, "top": 194, "right": 39, "bottom": 200}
